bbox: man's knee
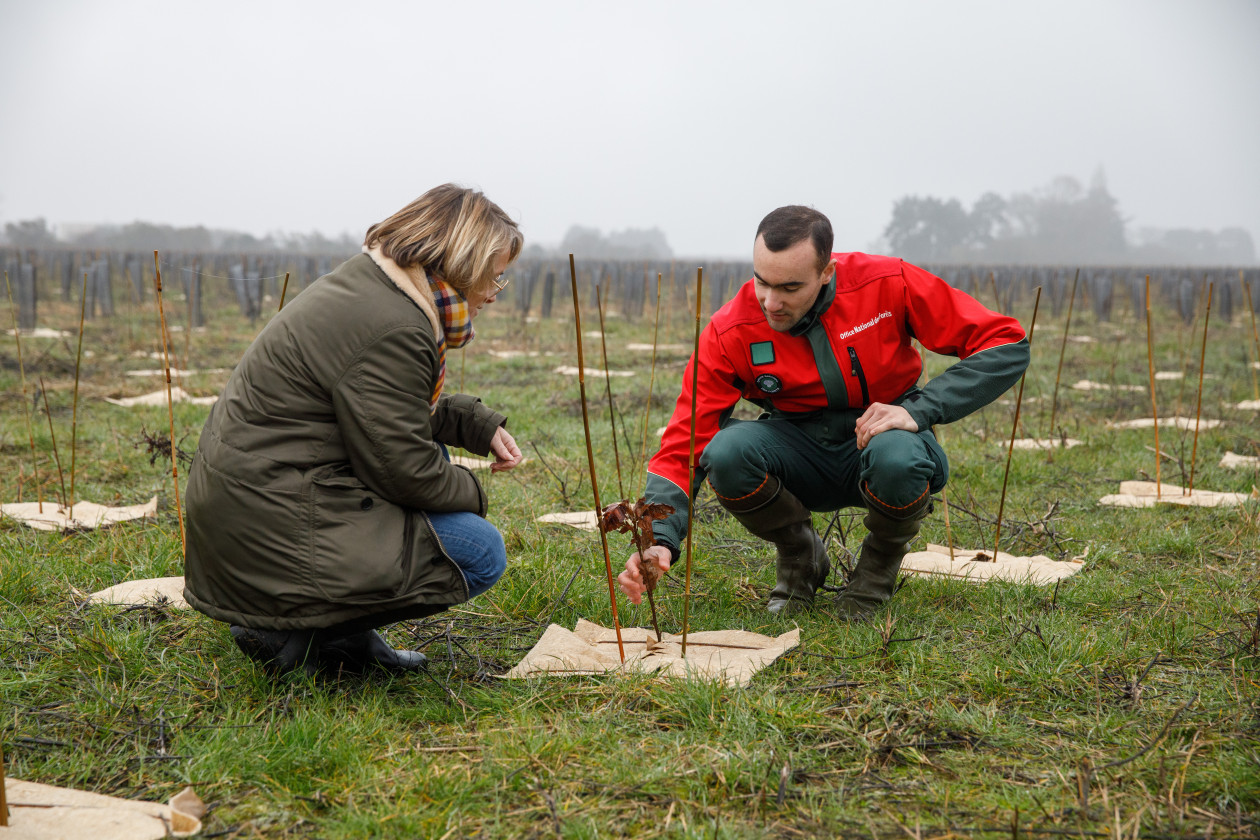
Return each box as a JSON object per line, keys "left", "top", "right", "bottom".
{"left": 860, "top": 430, "right": 944, "bottom": 510}
{"left": 699, "top": 424, "right": 767, "bottom": 497}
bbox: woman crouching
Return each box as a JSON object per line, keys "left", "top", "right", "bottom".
{"left": 184, "top": 184, "right": 524, "bottom": 676}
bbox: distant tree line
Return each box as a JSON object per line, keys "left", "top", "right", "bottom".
{"left": 1, "top": 217, "right": 358, "bottom": 255}
{"left": 882, "top": 172, "right": 1255, "bottom": 265}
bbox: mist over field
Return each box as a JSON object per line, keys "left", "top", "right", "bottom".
{"left": 1, "top": 1, "right": 1257, "bottom": 264}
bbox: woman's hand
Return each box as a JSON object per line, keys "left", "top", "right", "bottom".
{"left": 489, "top": 426, "right": 523, "bottom": 472}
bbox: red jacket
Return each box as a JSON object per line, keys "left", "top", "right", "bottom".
{"left": 646, "top": 253, "right": 1028, "bottom": 543}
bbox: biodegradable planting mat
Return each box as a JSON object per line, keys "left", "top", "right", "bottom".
{"left": 1003, "top": 438, "right": 1083, "bottom": 450}
{"left": 627, "top": 342, "right": 692, "bottom": 352}
{"left": 1, "top": 497, "right": 158, "bottom": 531}
{"left": 105, "top": 386, "right": 218, "bottom": 407}
{"left": 125, "top": 367, "right": 228, "bottom": 377}
{"left": 506, "top": 619, "right": 800, "bottom": 687}
{"left": 0, "top": 779, "right": 204, "bottom": 839}
{"left": 1098, "top": 480, "right": 1253, "bottom": 508}
{"left": 553, "top": 366, "right": 635, "bottom": 378}
{"left": 902, "top": 544, "right": 1085, "bottom": 585}
{"left": 1071, "top": 379, "right": 1144, "bottom": 392}
{"left": 5, "top": 327, "right": 69, "bottom": 338}
{"left": 87, "top": 576, "right": 189, "bottom": 609}
{"left": 1107, "top": 417, "right": 1222, "bottom": 430}
{"left": 1220, "top": 451, "right": 1260, "bottom": 469}
{"left": 449, "top": 455, "right": 530, "bottom": 471}
{"left": 1233, "top": 399, "right": 1260, "bottom": 410}
{"left": 536, "top": 511, "right": 599, "bottom": 531}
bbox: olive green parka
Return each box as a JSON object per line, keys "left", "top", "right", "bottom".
{"left": 183, "top": 252, "right": 506, "bottom": 630}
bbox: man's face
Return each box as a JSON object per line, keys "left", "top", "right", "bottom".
{"left": 752, "top": 235, "right": 835, "bottom": 332}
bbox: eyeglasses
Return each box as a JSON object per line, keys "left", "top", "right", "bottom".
{"left": 490, "top": 273, "right": 511, "bottom": 293}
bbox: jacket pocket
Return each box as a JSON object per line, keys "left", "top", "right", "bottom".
{"left": 307, "top": 467, "right": 412, "bottom": 603}
{"left": 846, "top": 346, "right": 871, "bottom": 405}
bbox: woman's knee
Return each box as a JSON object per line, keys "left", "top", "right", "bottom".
{"left": 429, "top": 512, "right": 506, "bottom": 598}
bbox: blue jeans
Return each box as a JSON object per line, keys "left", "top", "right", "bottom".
{"left": 430, "top": 443, "right": 505, "bottom": 598}
{"left": 427, "top": 510, "right": 506, "bottom": 599}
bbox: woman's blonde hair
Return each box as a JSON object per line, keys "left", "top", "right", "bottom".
{"left": 364, "top": 184, "right": 523, "bottom": 294}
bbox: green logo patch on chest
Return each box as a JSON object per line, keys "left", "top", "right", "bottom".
{"left": 749, "top": 341, "right": 775, "bottom": 366}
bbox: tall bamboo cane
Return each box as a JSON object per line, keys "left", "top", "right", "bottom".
{"left": 278, "top": 271, "right": 291, "bottom": 311}
{"left": 681, "top": 268, "right": 703, "bottom": 657}
{"left": 68, "top": 272, "right": 87, "bottom": 520}
{"left": 1188, "top": 283, "right": 1213, "bottom": 495}
{"left": 569, "top": 255, "right": 624, "bottom": 663}
{"left": 594, "top": 284, "right": 625, "bottom": 499}
{"left": 1, "top": 738, "right": 8, "bottom": 826}
{"left": 1047, "top": 269, "right": 1079, "bottom": 442}
{"left": 5, "top": 271, "right": 42, "bottom": 512}
{"left": 1144, "top": 275, "right": 1162, "bottom": 499}
{"left": 1242, "top": 272, "right": 1259, "bottom": 401}
{"left": 639, "top": 273, "right": 663, "bottom": 485}
{"left": 154, "top": 252, "right": 187, "bottom": 555}
{"left": 994, "top": 287, "right": 1041, "bottom": 557}
{"left": 39, "top": 378, "right": 66, "bottom": 508}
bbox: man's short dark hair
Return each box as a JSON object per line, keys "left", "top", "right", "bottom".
{"left": 755, "top": 206, "right": 834, "bottom": 270}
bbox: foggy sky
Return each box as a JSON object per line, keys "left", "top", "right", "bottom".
{"left": 2, "top": 0, "right": 1257, "bottom": 259}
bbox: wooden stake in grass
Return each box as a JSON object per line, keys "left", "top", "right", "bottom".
{"left": 569, "top": 254, "right": 624, "bottom": 663}
{"left": 1188, "top": 282, "right": 1213, "bottom": 496}
{"left": 39, "top": 377, "right": 67, "bottom": 508}
{"left": 1047, "top": 268, "right": 1079, "bottom": 443}
{"left": 638, "top": 272, "right": 663, "bottom": 486}
{"left": 993, "top": 286, "right": 1041, "bottom": 558}
{"left": 1144, "top": 275, "right": 1162, "bottom": 499}
{"left": 153, "top": 251, "right": 188, "bottom": 555}
{"left": 277, "top": 271, "right": 291, "bottom": 311}
{"left": 5, "top": 271, "right": 42, "bottom": 512}
{"left": 681, "top": 267, "right": 703, "bottom": 658}
{"left": 594, "top": 283, "right": 625, "bottom": 500}
{"left": 68, "top": 271, "right": 88, "bottom": 520}
{"left": 1, "top": 737, "right": 8, "bottom": 827}
{"left": 1242, "top": 271, "right": 1259, "bottom": 401}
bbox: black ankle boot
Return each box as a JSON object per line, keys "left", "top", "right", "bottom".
{"left": 230, "top": 625, "right": 319, "bottom": 675}
{"left": 317, "top": 630, "right": 428, "bottom": 674}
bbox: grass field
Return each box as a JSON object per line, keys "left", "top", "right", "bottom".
{"left": 1, "top": 272, "right": 1258, "bottom": 838}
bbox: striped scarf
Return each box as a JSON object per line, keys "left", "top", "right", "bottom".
{"left": 426, "top": 275, "right": 475, "bottom": 409}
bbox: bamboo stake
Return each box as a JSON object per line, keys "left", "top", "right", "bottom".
{"left": 639, "top": 273, "right": 663, "bottom": 485}
{"left": 594, "top": 284, "right": 625, "bottom": 499}
{"left": 569, "top": 255, "right": 625, "bottom": 663}
{"left": 936, "top": 425, "right": 955, "bottom": 562}
{"left": 5, "top": 271, "right": 42, "bottom": 512}
{"left": 153, "top": 252, "right": 188, "bottom": 555}
{"left": 994, "top": 286, "right": 1041, "bottom": 558}
{"left": 277, "top": 271, "right": 291, "bottom": 311}
{"left": 682, "top": 267, "right": 703, "bottom": 657}
{"left": 1047, "top": 268, "right": 1079, "bottom": 442}
{"left": 1145, "top": 275, "right": 1162, "bottom": 499}
{"left": 1243, "top": 272, "right": 1259, "bottom": 401}
{"left": 1188, "top": 282, "right": 1213, "bottom": 496}
{"left": 39, "top": 378, "right": 67, "bottom": 508}
{"left": 1, "top": 738, "right": 8, "bottom": 826}
{"left": 68, "top": 271, "right": 87, "bottom": 520}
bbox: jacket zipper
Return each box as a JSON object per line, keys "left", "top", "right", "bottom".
{"left": 847, "top": 347, "right": 870, "bottom": 405}
{"left": 419, "top": 511, "right": 471, "bottom": 601}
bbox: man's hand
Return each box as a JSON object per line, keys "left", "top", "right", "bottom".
{"left": 617, "top": 545, "right": 672, "bottom": 604}
{"left": 488, "top": 426, "right": 523, "bottom": 472}
{"left": 855, "top": 402, "right": 918, "bottom": 449}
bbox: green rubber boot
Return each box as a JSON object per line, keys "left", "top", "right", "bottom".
{"left": 727, "top": 486, "right": 831, "bottom": 616}
{"left": 834, "top": 487, "right": 931, "bottom": 621}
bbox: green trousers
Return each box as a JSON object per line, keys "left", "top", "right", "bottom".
{"left": 699, "top": 415, "right": 948, "bottom": 518}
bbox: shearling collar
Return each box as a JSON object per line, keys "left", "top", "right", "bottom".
{"left": 362, "top": 245, "right": 442, "bottom": 340}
